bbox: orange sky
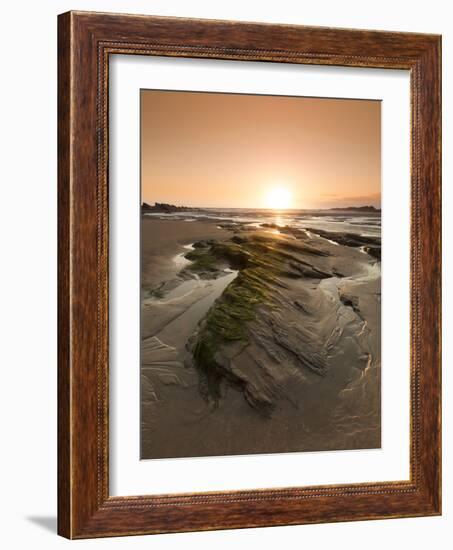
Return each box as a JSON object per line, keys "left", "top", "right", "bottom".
{"left": 141, "top": 90, "right": 381, "bottom": 209}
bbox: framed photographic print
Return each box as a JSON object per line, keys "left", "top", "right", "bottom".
{"left": 58, "top": 11, "right": 441, "bottom": 539}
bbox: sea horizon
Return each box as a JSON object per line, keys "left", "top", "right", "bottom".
{"left": 142, "top": 204, "right": 381, "bottom": 237}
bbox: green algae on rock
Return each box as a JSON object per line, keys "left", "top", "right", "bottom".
{"left": 183, "top": 232, "right": 337, "bottom": 411}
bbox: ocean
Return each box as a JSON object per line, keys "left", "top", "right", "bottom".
{"left": 143, "top": 208, "right": 381, "bottom": 238}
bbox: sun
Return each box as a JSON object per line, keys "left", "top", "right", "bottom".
{"left": 264, "top": 186, "right": 292, "bottom": 210}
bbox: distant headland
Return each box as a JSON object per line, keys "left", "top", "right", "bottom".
{"left": 328, "top": 206, "right": 380, "bottom": 212}
{"left": 141, "top": 202, "right": 198, "bottom": 213}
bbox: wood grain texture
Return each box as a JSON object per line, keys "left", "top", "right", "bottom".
{"left": 57, "top": 10, "right": 442, "bottom": 539}
{"left": 57, "top": 11, "right": 72, "bottom": 538}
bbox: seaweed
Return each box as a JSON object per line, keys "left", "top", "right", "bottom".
{"left": 192, "top": 268, "right": 270, "bottom": 403}
{"left": 184, "top": 247, "right": 218, "bottom": 272}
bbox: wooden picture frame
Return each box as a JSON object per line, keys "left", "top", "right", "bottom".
{"left": 58, "top": 10, "right": 441, "bottom": 539}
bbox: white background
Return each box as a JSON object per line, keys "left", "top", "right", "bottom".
{"left": 0, "top": 1, "right": 450, "bottom": 548}
{"left": 110, "top": 57, "right": 410, "bottom": 495}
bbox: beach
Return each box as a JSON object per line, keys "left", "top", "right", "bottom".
{"left": 140, "top": 212, "right": 381, "bottom": 459}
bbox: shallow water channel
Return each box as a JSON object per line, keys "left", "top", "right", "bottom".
{"left": 149, "top": 245, "right": 238, "bottom": 357}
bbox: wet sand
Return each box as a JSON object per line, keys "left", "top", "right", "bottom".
{"left": 140, "top": 217, "right": 381, "bottom": 459}
{"left": 141, "top": 218, "right": 228, "bottom": 289}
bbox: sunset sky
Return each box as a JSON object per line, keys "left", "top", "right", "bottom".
{"left": 141, "top": 90, "right": 381, "bottom": 210}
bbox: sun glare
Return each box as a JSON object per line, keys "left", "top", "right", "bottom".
{"left": 264, "top": 186, "right": 292, "bottom": 210}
